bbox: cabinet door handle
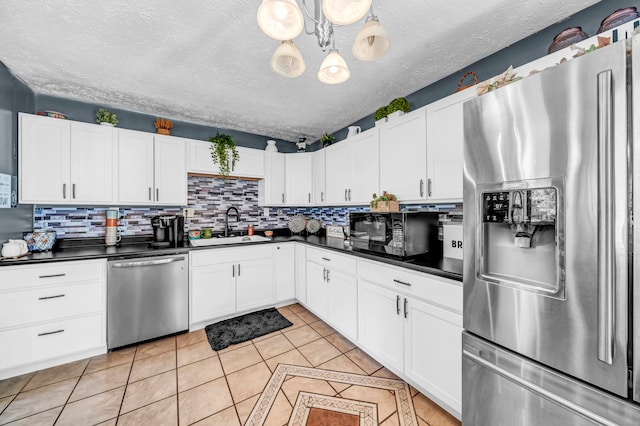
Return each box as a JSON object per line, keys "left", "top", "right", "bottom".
{"left": 393, "top": 279, "right": 412, "bottom": 287}
{"left": 404, "top": 298, "right": 408, "bottom": 318}
{"left": 282, "top": 193, "right": 285, "bottom": 203}
{"left": 72, "top": 183, "right": 76, "bottom": 199}
{"left": 38, "top": 329, "right": 64, "bottom": 337}
{"left": 344, "top": 189, "right": 348, "bottom": 201}
{"left": 308, "top": 193, "right": 311, "bottom": 203}
{"left": 39, "top": 273, "right": 66, "bottom": 279}
{"left": 321, "top": 192, "right": 324, "bottom": 202}
{"left": 39, "top": 294, "right": 65, "bottom": 300}
{"left": 232, "top": 264, "right": 235, "bottom": 277}
{"left": 348, "top": 188, "right": 351, "bottom": 201}
{"left": 420, "top": 179, "right": 424, "bottom": 197}
{"left": 238, "top": 263, "right": 241, "bottom": 276}
{"left": 62, "top": 183, "right": 67, "bottom": 199}
{"left": 396, "top": 295, "right": 401, "bottom": 315}
{"left": 428, "top": 178, "right": 432, "bottom": 197}
{"left": 156, "top": 188, "right": 159, "bottom": 202}
{"left": 323, "top": 267, "right": 327, "bottom": 281}
{"left": 326, "top": 269, "right": 330, "bottom": 282}
{"left": 149, "top": 187, "right": 152, "bottom": 201}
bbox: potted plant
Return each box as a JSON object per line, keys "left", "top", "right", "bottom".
{"left": 154, "top": 118, "right": 173, "bottom": 135}
{"left": 320, "top": 133, "right": 335, "bottom": 147}
{"left": 95, "top": 108, "right": 118, "bottom": 126}
{"left": 370, "top": 191, "right": 399, "bottom": 212}
{"left": 374, "top": 106, "right": 388, "bottom": 126}
{"left": 386, "top": 97, "right": 410, "bottom": 120}
{"left": 208, "top": 132, "right": 240, "bottom": 180}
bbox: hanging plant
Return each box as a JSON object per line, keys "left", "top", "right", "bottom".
{"left": 208, "top": 132, "right": 239, "bottom": 180}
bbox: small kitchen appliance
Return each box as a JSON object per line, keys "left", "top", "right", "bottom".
{"left": 151, "top": 215, "right": 185, "bottom": 248}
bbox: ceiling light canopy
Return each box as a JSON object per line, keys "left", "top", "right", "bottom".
{"left": 257, "top": 0, "right": 389, "bottom": 84}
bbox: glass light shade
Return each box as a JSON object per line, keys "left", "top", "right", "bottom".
{"left": 352, "top": 18, "right": 390, "bottom": 61}
{"left": 271, "top": 40, "right": 306, "bottom": 78}
{"left": 322, "top": 0, "right": 372, "bottom": 25}
{"left": 317, "top": 50, "right": 350, "bottom": 84}
{"left": 257, "top": 0, "right": 304, "bottom": 41}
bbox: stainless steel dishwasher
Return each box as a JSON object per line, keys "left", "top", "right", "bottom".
{"left": 107, "top": 253, "right": 188, "bottom": 349}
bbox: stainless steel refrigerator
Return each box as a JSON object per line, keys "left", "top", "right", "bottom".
{"left": 463, "top": 36, "right": 640, "bottom": 424}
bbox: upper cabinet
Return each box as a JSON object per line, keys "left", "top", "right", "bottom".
{"left": 312, "top": 149, "right": 326, "bottom": 205}
{"left": 259, "top": 152, "right": 286, "bottom": 206}
{"left": 285, "top": 153, "right": 313, "bottom": 206}
{"left": 19, "top": 113, "right": 115, "bottom": 205}
{"left": 379, "top": 109, "right": 428, "bottom": 202}
{"left": 117, "top": 130, "right": 187, "bottom": 206}
{"left": 425, "top": 89, "right": 475, "bottom": 202}
{"left": 325, "top": 127, "right": 380, "bottom": 205}
{"left": 188, "top": 140, "right": 264, "bottom": 179}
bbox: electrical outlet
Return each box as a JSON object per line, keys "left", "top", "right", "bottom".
{"left": 264, "top": 207, "right": 270, "bottom": 216}
{"left": 183, "top": 208, "right": 195, "bottom": 218}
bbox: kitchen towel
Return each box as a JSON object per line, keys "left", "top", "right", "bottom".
{"left": 205, "top": 307, "right": 293, "bottom": 351}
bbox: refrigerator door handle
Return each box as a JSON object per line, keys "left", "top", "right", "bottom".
{"left": 597, "top": 69, "right": 615, "bottom": 366}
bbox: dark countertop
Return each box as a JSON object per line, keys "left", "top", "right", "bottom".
{"left": 0, "top": 233, "right": 462, "bottom": 282}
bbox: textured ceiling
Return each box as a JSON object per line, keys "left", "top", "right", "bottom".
{"left": 0, "top": 0, "right": 600, "bottom": 142}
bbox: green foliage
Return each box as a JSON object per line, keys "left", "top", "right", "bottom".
{"left": 95, "top": 108, "right": 118, "bottom": 126}
{"left": 387, "top": 98, "right": 410, "bottom": 114}
{"left": 374, "top": 106, "right": 388, "bottom": 121}
{"left": 370, "top": 191, "right": 397, "bottom": 208}
{"left": 208, "top": 132, "right": 240, "bottom": 181}
{"left": 320, "top": 133, "right": 335, "bottom": 146}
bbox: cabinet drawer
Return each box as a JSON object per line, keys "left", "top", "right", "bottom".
{"left": 0, "top": 281, "right": 103, "bottom": 329}
{"left": 0, "top": 260, "right": 105, "bottom": 291}
{"left": 307, "top": 247, "right": 356, "bottom": 274}
{"left": 0, "top": 314, "right": 104, "bottom": 369}
{"left": 359, "top": 259, "right": 462, "bottom": 314}
{"left": 190, "top": 245, "right": 273, "bottom": 267}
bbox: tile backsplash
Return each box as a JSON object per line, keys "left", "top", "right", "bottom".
{"left": 34, "top": 176, "right": 459, "bottom": 239}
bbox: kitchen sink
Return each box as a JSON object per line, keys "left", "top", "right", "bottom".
{"left": 189, "top": 235, "right": 271, "bottom": 247}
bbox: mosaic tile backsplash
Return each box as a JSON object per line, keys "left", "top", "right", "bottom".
{"left": 34, "top": 176, "right": 459, "bottom": 239}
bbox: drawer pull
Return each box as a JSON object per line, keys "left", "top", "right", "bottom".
{"left": 39, "top": 273, "right": 66, "bottom": 279}
{"left": 38, "top": 294, "right": 65, "bottom": 300}
{"left": 38, "top": 329, "right": 64, "bottom": 337}
{"left": 321, "top": 257, "right": 331, "bottom": 262}
{"left": 393, "top": 279, "right": 412, "bottom": 287}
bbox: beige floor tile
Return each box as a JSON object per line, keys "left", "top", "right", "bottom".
{"left": 297, "top": 338, "right": 342, "bottom": 366}
{"left": 263, "top": 390, "right": 292, "bottom": 426}
{"left": 120, "top": 370, "right": 176, "bottom": 414}
{"left": 286, "top": 303, "right": 306, "bottom": 314}
{"left": 409, "top": 385, "right": 420, "bottom": 397}
{"left": 380, "top": 411, "right": 401, "bottom": 426}
{"left": 308, "top": 320, "right": 336, "bottom": 337}
{"left": 68, "top": 363, "right": 130, "bottom": 402}
{"left": 0, "top": 378, "right": 76, "bottom": 424}
{"left": 283, "top": 324, "right": 322, "bottom": 347}
{"left": 254, "top": 334, "right": 295, "bottom": 359}
{"left": 56, "top": 386, "right": 124, "bottom": 426}
{"left": 281, "top": 312, "right": 306, "bottom": 330}
{"left": 216, "top": 339, "right": 253, "bottom": 354}
{"left": 277, "top": 305, "right": 293, "bottom": 316}
{"left": 372, "top": 367, "right": 402, "bottom": 380}
{"left": 3, "top": 406, "right": 62, "bottom": 426}
{"left": 417, "top": 417, "right": 429, "bottom": 426}
{"left": 252, "top": 329, "right": 283, "bottom": 343}
{"left": 176, "top": 329, "right": 207, "bottom": 348}
{"left": 281, "top": 377, "right": 337, "bottom": 405}
{"left": 345, "top": 347, "right": 383, "bottom": 375}
{"left": 177, "top": 340, "right": 217, "bottom": 367}
{"left": 235, "top": 394, "right": 260, "bottom": 425}
{"left": 22, "top": 359, "right": 88, "bottom": 391}
{"left": 0, "top": 395, "right": 14, "bottom": 413}
{"left": 296, "top": 309, "right": 320, "bottom": 324}
{"left": 117, "top": 395, "right": 177, "bottom": 426}
{"left": 324, "top": 332, "right": 356, "bottom": 353}
{"left": 0, "top": 372, "right": 34, "bottom": 399}
{"left": 341, "top": 385, "right": 397, "bottom": 421}
{"left": 219, "top": 344, "right": 263, "bottom": 374}
{"left": 178, "top": 356, "right": 224, "bottom": 392}
{"left": 129, "top": 350, "right": 176, "bottom": 383}
{"left": 193, "top": 406, "right": 240, "bottom": 425}
{"left": 317, "top": 354, "right": 367, "bottom": 375}
{"left": 265, "top": 349, "right": 313, "bottom": 372}
{"left": 178, "top": 377, "right": 233, "bottom": 425}
{"left": 135, "top": 336, "right": 176, "bottom": 360}
{"left": 84, "top": 347, "right": 136, "bottom": 375}
{"left": 413, "top": 393, "right": 461, "bottom": 426}
{"left": 95, "top": 419, "right": 117, "bottom": 426}
{"left": 328, "top": 381, "right": 352, "bottom": 393}
{"left": 226, "top": 362, "right": 272, "bottom": 403}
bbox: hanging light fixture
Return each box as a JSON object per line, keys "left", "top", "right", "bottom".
{"left": 257, "top": 0, "right": 389, "bottom": 84}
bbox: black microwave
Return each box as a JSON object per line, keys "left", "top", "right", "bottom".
{"left": 349, "top": 212, "right": 442, "bottom": 259}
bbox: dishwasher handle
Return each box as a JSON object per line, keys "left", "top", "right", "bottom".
{"left": 110, "top": 257, "right": 185, "bottom": 268}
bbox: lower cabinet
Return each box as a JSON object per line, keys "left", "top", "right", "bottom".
{"left": 274, "top": 243, "right": 295, "bottom": 303}
{"left": 294, "top": 244, "right": 307, "bottom": 304}
{"left": 190, "top": 245, "right": 274, "bottom": 326}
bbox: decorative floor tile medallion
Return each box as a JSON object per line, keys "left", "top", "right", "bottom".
{"left": 245, "top": 364, "right": 418, "bottom": 426}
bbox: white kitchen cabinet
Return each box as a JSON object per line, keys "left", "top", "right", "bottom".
{"left": 190, "top": 263, "right": 236, "bottom": 324}
{"left": 236, "top": 256, "right": 274, "bottom": 312}
{"left": 325, "top": 127, "right": 379, "bottom": 205}
{"left": 285, "top": 153, "right": 313, "bottom": 206}
{"left": 117, "top": 130, "right": 187, "bottom": 205}
{"left": 188, "top": 140, "right": 265, "bottom": 178}
{"left": 19, "top": 113, "right": 115, "bottom": 204}
{"left": 312, "top": 149, "right": 326, "bottom": 205}
{"left": 294, "top": 243, "right": 307, "bottom": 303}
{"left": 306, "top": 261, "right": 328, "bottom": 319}
{"left": 379, "top": 108, "right": 428, "bottom": 202}
{"left": 259, "top": 152, "right": 286, "bottom": 206}
{"left": 425, "top": 89, "right": 475, "bottom": 202}
{"left": 0, "top": 259, "right": 106, "bottom": 379}
{"left": 274, "top": 243, "right": 295, "bottom": 303}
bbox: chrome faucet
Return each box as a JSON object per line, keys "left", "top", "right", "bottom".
{"left": 224, "top": 206, "right": 240, "bottom": 237}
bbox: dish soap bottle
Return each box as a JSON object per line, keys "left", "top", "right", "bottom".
{"left": 248, "top": 225, "right": 254, "bottom": 236}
